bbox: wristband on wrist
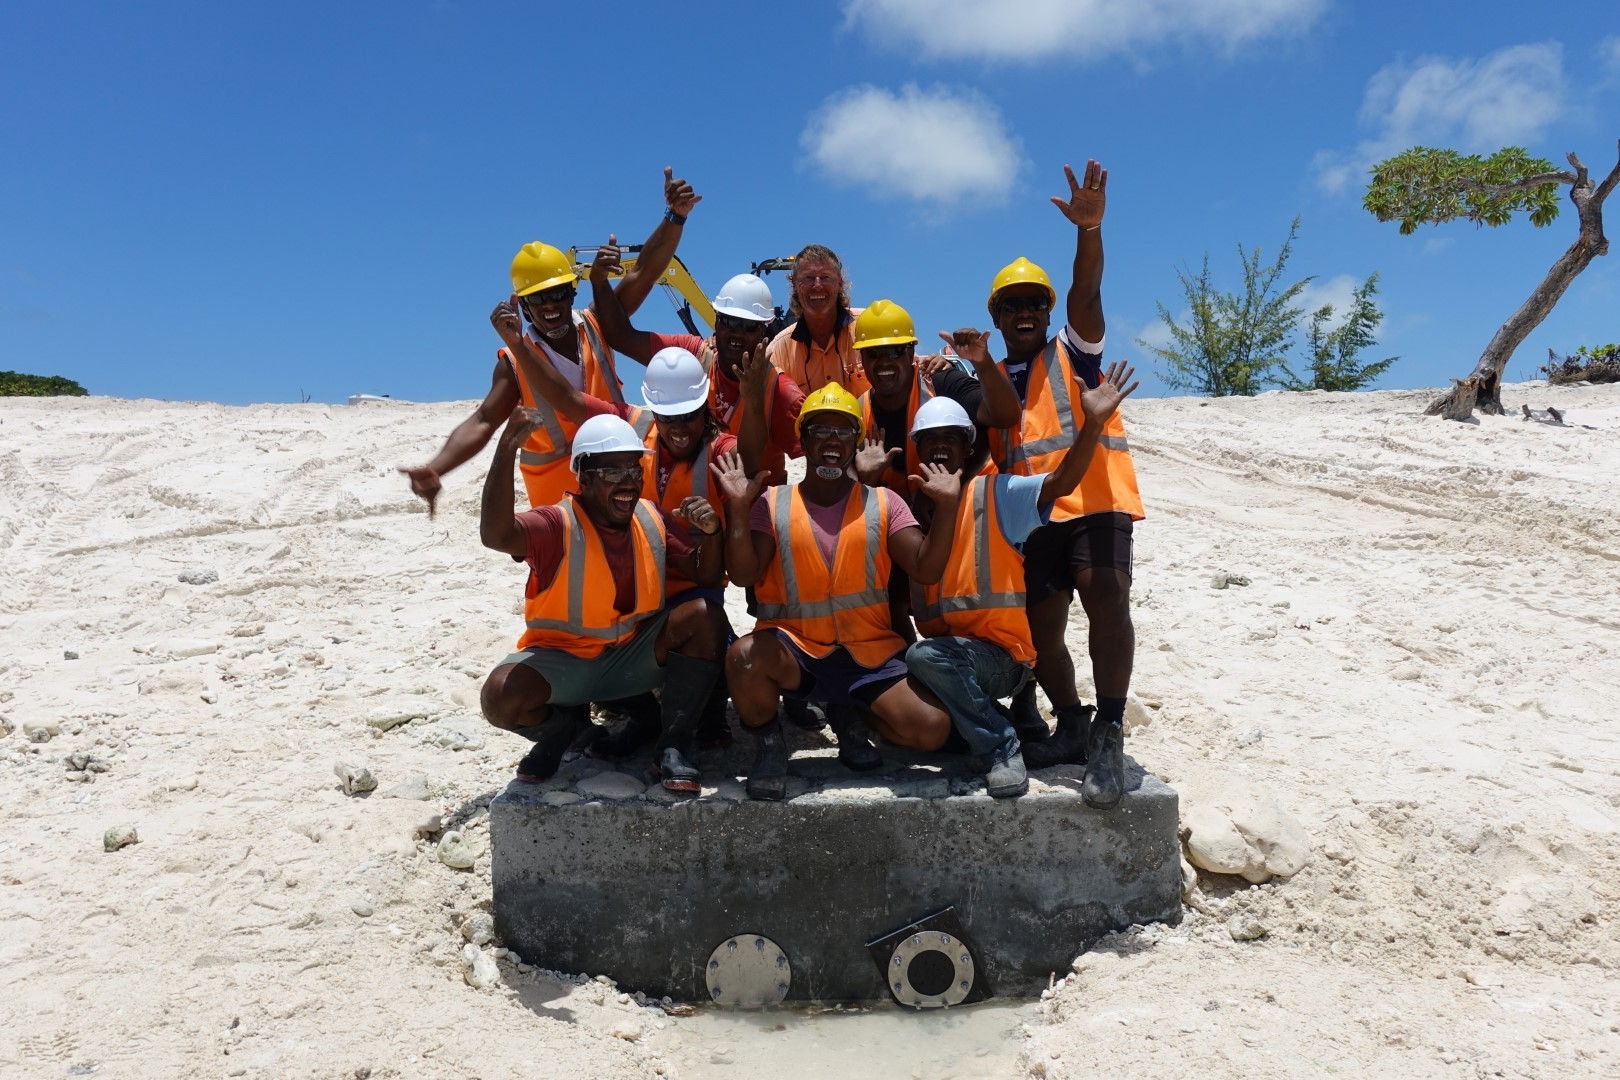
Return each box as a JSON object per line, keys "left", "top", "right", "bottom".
{"left": 664, "top": 208, "right": 687, "bottom": 225}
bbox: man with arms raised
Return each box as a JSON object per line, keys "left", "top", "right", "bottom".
{"left": 987, "top": 159, "right": 1145, "bottom": 810}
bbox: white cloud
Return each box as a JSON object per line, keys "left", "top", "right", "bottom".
{"left": 800, "top": 85, "right": 1022, "bottom": 205}
{"left": 842, "top": 0, "right": 1324, "bottom": 62}
{"left": 1295, "top": 274, "right": 1360, "bottom": 333}
{"left": 1136, "top": 312, "right": 1178, "bottom": 353}
{"left": 1315, "top": 43, "right": 1566, "bottom": 194}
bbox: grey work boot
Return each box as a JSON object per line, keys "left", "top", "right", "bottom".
{"left": 745, "top": 718, "right": 789, "bottom": 801}
{"left": 985, "top": 750, "right": 1029, "bottom": 798}
{"left": 1081, "top": 716, "right": 1126, "bottom": 810}
{"left": 1021, "top": 702, "right": 1094, "bottom": 770}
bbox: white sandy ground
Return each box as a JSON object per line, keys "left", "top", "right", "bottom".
{"left": 1, "top": 380, "right": 1616, "bottom": 1079}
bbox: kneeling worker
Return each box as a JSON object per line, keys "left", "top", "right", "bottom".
{"left": 477, "top": 409, "right": 728, "bottom": 794}
{"left": 714, "top": 383, "right": 962, "bottom": 801}
{"left": 902, "top": 357, "right": 1137, "bottom": 797}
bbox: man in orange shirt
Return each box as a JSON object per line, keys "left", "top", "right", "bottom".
{"left": 766, "top": 245, "right": 871, "bottom": 397}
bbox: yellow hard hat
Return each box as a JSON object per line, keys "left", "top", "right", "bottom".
{"left": 510, "top": 242, "right": 577, "bottom": 297}
{"left": 851, "top": 299, "right": 918, "bottom": 350}
{"left": 797, "top": 381, "right": 863, "bottom": 435}
{"left": 987, "top": 257, "right": 1057, "bottom": 309}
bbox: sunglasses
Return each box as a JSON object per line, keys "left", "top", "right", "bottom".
{"left": 523, "top": 284, "right": 576, "bottom": 307}
{"left": 860, "top": 345, "right": 911, "bottom": 364}
{"left": 714, "top": 312, "right": 767, "bottom": 333}
{"left": 801, "top": 423, "right": 860, "bottom": 442}
{"left": 580, "top": 464, "right": 644, "bottom": 485}
{"left": 657, "top": 405, "right": 706, "bottom": 425}
{"left": 996, "top": 295, "right": 1052, "bottom": 315}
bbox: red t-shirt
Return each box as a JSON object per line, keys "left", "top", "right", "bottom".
{"left": 515, "top": 502, "right": 694, "bottom": 618}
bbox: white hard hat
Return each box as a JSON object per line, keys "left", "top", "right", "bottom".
{"left": 909, "top": 396, "right": 976, "bottom": 440}
{"left": 642, "top": 347, "right": 711, "bottom": 416}
{"left": 570, "top": 413, "right": 651, "bottom": 473}
{"left": 711, "top": 273, "right": 774, "bottom": 323}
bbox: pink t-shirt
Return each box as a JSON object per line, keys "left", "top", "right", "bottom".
{"left": 749, "top": 484, "right": 919, "bottom": 566}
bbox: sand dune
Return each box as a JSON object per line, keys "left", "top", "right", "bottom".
{"left": 1, "top": 382, "right": 1615, "bottom": 1078}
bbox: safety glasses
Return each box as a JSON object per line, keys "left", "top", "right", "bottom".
{"left": 714, "top": 312, "right": 767, "bottom": 333}
{"left": 580, "top": 465, "right": 644, "bottom": 485}
{"left": 996, "top": 294, "right": 1052, "bottom": 315}
{"left": 522, "top": 284, "right": 576, "bottom": 308}
{"left": 801, "top": 423, "right": 860, "bottom": 443}
{"left": 860, "top": 345, "right": 911, "bottom": 364}
{"left": 657, "top": 405, "right": 707, "bottom": 425}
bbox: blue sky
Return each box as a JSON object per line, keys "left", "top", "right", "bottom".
{"left": 3, "top": 1, "right": 1618, "bottom": 404}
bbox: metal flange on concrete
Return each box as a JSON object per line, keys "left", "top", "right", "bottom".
{"left": 867, "top": 907, "right": 991, "bottom": 1009}
{"left": 704, "top": 934, "right": 791, "bottom": 1008}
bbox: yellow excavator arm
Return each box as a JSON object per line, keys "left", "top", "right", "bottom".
{"left": 566, "top": 246, "right": 798, "bottom": 338}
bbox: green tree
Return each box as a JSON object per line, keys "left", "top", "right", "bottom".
{"left": 1278, "top": 273, "right": 1399, "bottom": 392}
{"left": 0, "top": 371, "right": 89, "bottom": 396}
{"left": 1364, "top": 141, "right": 1620, "bottom": 419}
{"left": 1141, "top": 218, "right": 1312, "bottom": 397}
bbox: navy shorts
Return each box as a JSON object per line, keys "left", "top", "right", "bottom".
{"left": 772, "top": 630, "right": 908, "bottom": 709}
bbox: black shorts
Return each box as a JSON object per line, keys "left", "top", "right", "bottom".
{"left": 772, "top": 631, "right": 908, "bottom": 708}
{"left": 1022, "top": 512, "right": 1134, "bottom": 602}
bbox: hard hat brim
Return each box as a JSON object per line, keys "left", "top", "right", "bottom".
{"left": 853, "top": 334, "right": 919, "bottom": 350}
{"left": 516, "top": 271, "right": 579, "bottom": 297}
{"left": 644, "top": 392, "right": 710, "bottom": 417}
{"left": 711, "top": 304, "right": 771, "bottom": 323}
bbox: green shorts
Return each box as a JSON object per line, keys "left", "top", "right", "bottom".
{"left": 496, "top": 611, "right": 668, "bottom": 706}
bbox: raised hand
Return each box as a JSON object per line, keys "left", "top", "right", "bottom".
{"left": 1051, "top": 160, "right": 1107, "bottom": 231}
{"left": 490, "top": 295, "right": 525, "bottom": 347}
{"left": 908, "top": 461, "right": 962, "bottom": 505}
{"left": 589, "top": 234, "right": 622, "bottom": 283}
{"left": 914, "top": 353, "right": 952, "bottom": 380}
{"left": 663, "top": 166, "right": 702, "bottom": 218}
{"left": 738, "top": 341, "right": 773, "bottom": 403}
{"left": 398, "top": 465, "right": 441, "bottom": 518}
{"left": 1080, "top": 361, "right": 1140, "bottom": 426}
{"left": 940, "top": 328, "right": 992, "bottom": 365}
{"left": 854, "top": 436, "right": 900, "bottom": 486}
{"left": 499, "top": 404, "right": 546, "bottom": 451}
{"left": 709, "top": 450, "right": 767, "bottom": 508}
{"left": 675, "top": 495, "right": 721, "bottom": 536}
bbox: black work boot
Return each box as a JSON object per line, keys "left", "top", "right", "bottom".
{"left": 1006, "top": 681, "right": 1051, "bottom": 744}
{"left": 652, "top": 654, "right": 721, "bottom": 795}
{"left": 695, "top": 675, "right": 733, "bottom": 751}
{"left": 1021, "top": 703, "right": 1094, "bottom": 770}
{"left": 746, "top": 717, "right": 789, "bottom": 801}
{"left": 782, "top": 698, "right": 828, "bottom": 731}
{"left": 513, "top": 703, "right": 589, "bottom": 783}
{"left": 828, "top": 704, "right": 884, "bottom": 772}
{"left": 588, "top": 692, "right": 662, "bottom": 760}
{"left": 1081, "top": 715, "right": 1126, "bottom": 810}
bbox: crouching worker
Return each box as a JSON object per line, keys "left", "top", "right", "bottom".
{"left": 902, "top": 358, "right": 1138, "bottom": 797}
{"left": 714, "top": 383, "right": 962, "bottom": 801}
{"left": 478, "top": 409, "right": 728, "bottom": 795}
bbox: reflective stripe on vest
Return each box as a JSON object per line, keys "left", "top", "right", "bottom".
{"left": 994, "top": 339, "right": 1143, "bottom": 522}
{"left": 521, "top": 500, "right": 665, "bottom": 642}
{"left": 909, "top": 475, "right": 1034, "bottom": 664}
{"left": 577, "top": 312, "right": 625, "bottom": 406}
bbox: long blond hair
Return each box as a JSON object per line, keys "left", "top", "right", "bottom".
{"left": 786, "top": 244, "right": 853, "bottom": 320}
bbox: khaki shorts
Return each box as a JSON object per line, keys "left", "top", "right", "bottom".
{"left": 497, "top": 611, "right": 669, "bottom": 706}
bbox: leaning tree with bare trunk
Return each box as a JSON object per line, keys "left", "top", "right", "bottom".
{"left": 1363, "top": 141, "right": 1620, "bottom": 420}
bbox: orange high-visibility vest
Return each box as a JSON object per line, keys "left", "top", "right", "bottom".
{"left": 754, "top": 484, "right": 903, "bottom": 668}
{"left": 518, "top": 497, "right": 666, "bottom": 657}
{"left": 990, "top": 337, "right": 1143, "bottom": 522}
{"left": 504, "top": 308, "right": 633, "bottom": 507}
{"left": 910, "top": 475, "right": 1035, "bottom": 664}
{"left": 640, "top": 423, "right": 727, "bottom": 596}
{"left": 860, "top": 367, "right": 934, "bottom": 493}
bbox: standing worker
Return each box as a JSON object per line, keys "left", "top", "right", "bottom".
{"left": 767, "top": 245, "right": 870, "bottom": 397}
{"left": 986, "top": 159, "right": 1144, "bottom": 809}
{"left": 400, "top": 166, "right": 702, "bottom": 514}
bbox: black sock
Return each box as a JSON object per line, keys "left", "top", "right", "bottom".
{"left": 1096, "top": 696, "right": 1126, "bottom": 729}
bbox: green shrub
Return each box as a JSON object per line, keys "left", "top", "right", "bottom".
{"left": 1540, "top": 345, "right": 1620, "bottom": 385}
{"left": 0, "top": 371, "right": 89, "bottom": 396}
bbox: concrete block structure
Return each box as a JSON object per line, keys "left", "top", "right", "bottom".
{"left": 491, "top": 750, "right": 1181, "bottom": 1002}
